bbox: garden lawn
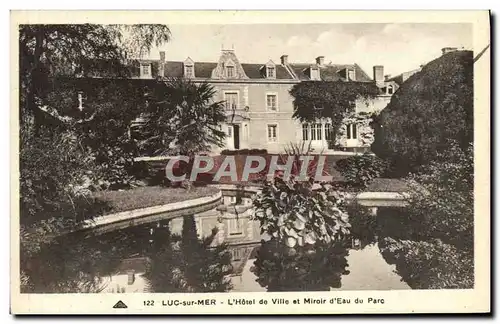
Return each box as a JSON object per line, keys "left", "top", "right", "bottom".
{"left": 92, "top": 185, "right": 220, "bottom": 216}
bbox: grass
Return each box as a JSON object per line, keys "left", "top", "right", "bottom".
{"left": 91, "top": 185, "right": 220, "bottom": 216}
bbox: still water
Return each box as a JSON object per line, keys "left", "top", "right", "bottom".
{"left": 21, "top": 194, "right": 410, "bottom": 293}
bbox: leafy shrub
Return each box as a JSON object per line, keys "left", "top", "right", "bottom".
{"left": 345, "top": 202, "right": 378, "bottom": 247}
{"left": 20, "top": 132, "right": 100, "bottom": 227}
{"left": 335, "top": 153, "right": 388, "bottom": 189}
{"left": 252, "top": 178, "right": 351, "bottom": 247}
{"left": 379, "top": 237, "right": 474, "bottom": 289}
{"left": 405, "top": 141, "right": 473, "bottom": 250}
{"left": 372, "top": 50, "right": 473, "bottom": 174}
{"left": 378, "top": 141, "right": 474, "bottom": 289}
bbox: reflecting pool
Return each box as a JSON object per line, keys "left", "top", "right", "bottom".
{"left": 21, "top": 193, "right": 410, "bottom": 293}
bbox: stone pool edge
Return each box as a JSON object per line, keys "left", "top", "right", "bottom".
{"left": 67, "top": 184, "right": 409, "bottom": 235}
{"left": 71, "top": 190, "right": 223, "bottom": 235}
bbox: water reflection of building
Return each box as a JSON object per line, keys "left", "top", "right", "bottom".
{"left": 169, "top": 196, "right": 261, "bottom": 247}
{"left": 101, "top": 257, "right": 150, "bottom": 293}
{"left": 168, "top": 194, "right": 263, "bottom": 289}
{"left": 97, "top": 193, "right": 265, "bottom": 293}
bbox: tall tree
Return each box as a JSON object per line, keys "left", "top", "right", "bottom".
{"left": 136, "top": 78, "right": 227, "bottom": 156}
{"left": 19, "top": 24, "right": 171, "bottom": 134}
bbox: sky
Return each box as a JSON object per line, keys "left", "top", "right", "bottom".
{"left": 148, "top": 23, "right": 472, "bottom": 78}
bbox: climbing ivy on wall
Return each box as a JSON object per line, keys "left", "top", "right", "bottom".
{"left": 289, "top": 81, "right": 380, "bottom": 143}
{"left": 335, "top": 111, "right": 378, "bottom": 148}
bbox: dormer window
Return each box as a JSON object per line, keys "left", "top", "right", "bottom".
{"left": 263, "top": 60, "right": 277, "bottom": 79}
{"left": 387, "top": 85, "right": 394, "bottom": 95}
{"left": 310, "top": 67, "right": 320, "bottom": 80}
{"left": 347, "top": 68, "right": 356, "bottom": 81}
{"left": 183, "top": 57, "right": 195, "bottom": 79}
{"left": 140, "top": 63, "right": 152, "bottom": 78}
{"left": 226, "top": 65, "right": 235, "bottom": 78}
{"left": 185, "top": 65, "right": 194, "bottom": 78}
{"left": 267, "top": 67, "right": 275, "bottom": 78}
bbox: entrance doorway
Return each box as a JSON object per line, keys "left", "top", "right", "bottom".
{"left": 233, "top": 124, "right": 240, "bottom": 149}
{"left": 226, "top": 124, "right": 241, "bottom": 150}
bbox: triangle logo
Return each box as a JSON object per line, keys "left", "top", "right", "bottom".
{"left": 113, "top": 300, "right": 128, "bottom": 309}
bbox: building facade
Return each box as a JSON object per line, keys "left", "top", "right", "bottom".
{"left": 120, "top": 49, "right": 398, "bottom": 154}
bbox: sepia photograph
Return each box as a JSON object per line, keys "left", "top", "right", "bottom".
{"left": 9, "top": 10, "right": 491, "bottom": 315}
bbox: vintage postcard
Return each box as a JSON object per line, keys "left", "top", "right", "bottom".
{"left": 10, "top": 10, "right": 491, "bottom": 315}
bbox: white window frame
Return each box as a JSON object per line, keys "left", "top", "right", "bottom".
{"left": 315, "top": 123, "right": 323, "bottom": 140}
{"left": 227, "top": 217, "right": 244, "bottom": 237}
{"left": 310, "top": 123, "right": 317, "bottom": 140}
{"left": 310, "top": 67, "right": 320, "bottom": 80}
{"left": 325, "top": 123, "right": 332, "bottom": 140}
{"left": 387, "top": 85, "right": 394, "bottom": 95}
{"left": 265, "top": 92, "right": 279, "bottom": 111}
{"left": 140, "top": 63, "right": 152, "bottom": 78}
{"left": 302, "top": 123, "right": 309, "bottom": 141}
{"left": 223, "top": 90, "right": 239, "bottom": 111}
{"left": 231, "top": 247, "right": 244, "bottom": 261}
{"left": 226, "top": 65, "right": 235, "bottom": 78}
{"left": 346, "top": 123, "right": 358, "bottom": 140}
{"left": 266, "top": 123, "right": 278, "bottom": 143}
{"left": 266, "top": 66, "right": 276, "bottom": 79}
{"left": 184, "top": 64, "right": 194, "bottom": 78}
{"left": 347, "top": 68, "right": 356, "bottom": 81}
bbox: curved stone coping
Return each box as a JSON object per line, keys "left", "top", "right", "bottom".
{"left": 352, "top": 192, "right": 409, "bottom": 207}
{"left": 213, "top": 184, "right": 409, "bottom": 208}
{"left": 74, "top": 190, "right": 223, "bottom": 235}
{"left": 214, "top": 184, "right": 261, "bottom": 195}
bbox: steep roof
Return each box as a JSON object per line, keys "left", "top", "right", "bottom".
{"left": 241, "top": 63, "right": 293, "bottom": 79}
{"left": 75, "top": 57, "right": 373, "bottom": 82}
{"left": 288, "top": 63, "right": 372, "bottom": 82}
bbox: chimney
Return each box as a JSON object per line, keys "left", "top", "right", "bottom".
{"left": 280, "top": 54, "right": 289, "bottom": 65}
{"left": 159, "top": 51, "right": 166, "bottom": 77}
{"left": 373, "top": 65, "right": 384, "bottom": 87}
{"left": 127, "top": 270, "right": 135, "bottom": 285}
{"left": 441, "top": 47, "right": 458, "bottom": 55}
{"left": 316, "top": 56, "right": 325, "bottom": 66}
{"left": 384, "top": 74, "right": 391, "bottom": 81}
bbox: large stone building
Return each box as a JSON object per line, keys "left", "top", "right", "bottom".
{"left": 108, "top": 49, "right": 398, "bottom": 155}
{"left": 131, "top": 49, "right": 397, "bottom": 154}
